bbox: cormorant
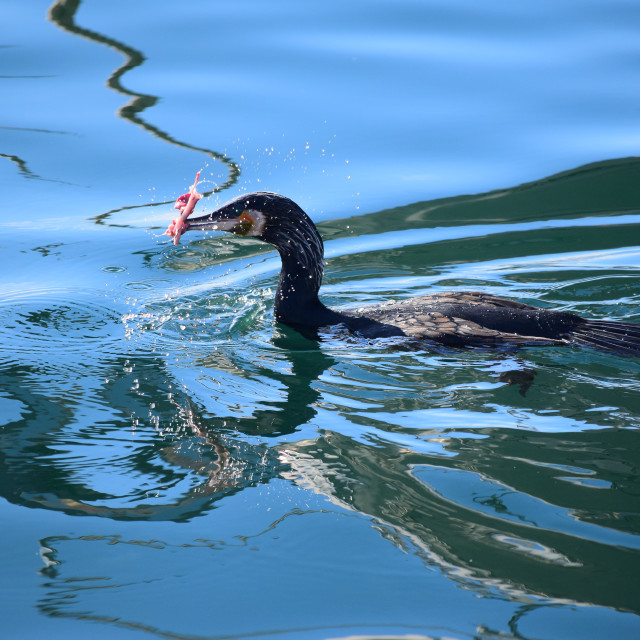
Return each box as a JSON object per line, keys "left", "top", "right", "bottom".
{"left": 167, "top": 191, "right": 640, "bottom": 356}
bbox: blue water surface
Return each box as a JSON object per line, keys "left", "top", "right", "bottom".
{"left": 1, "top": 1, "right": 640, "bottom": 639}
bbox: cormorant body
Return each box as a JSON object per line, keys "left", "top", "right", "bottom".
{"left": 179, "top": 192, "right": 640, "bottom": 356}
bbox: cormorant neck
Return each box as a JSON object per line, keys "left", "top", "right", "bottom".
{"left": 261, "top": 210, "right": 344, "bottom": 327}
{"left": 273, "top": 245, "right": 344, "bottom": 326}
{"left": 244, "top": 194, "right": 353, "bottom": 328}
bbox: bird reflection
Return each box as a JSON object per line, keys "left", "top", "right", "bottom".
{"left": 0, "top": 329, "right": 333, "bottom": 522}
{"left": 498, "top": 367, "right": 537, "bottom": 396}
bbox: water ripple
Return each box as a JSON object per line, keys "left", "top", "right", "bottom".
{"left": 0, "top": 288, "right": 122, "bottom": 360}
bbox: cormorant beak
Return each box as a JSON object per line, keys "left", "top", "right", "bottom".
{"left": 185, "top": 205, "right": 254, "bottom": 236}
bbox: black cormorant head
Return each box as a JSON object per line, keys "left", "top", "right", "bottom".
{"left": 185, "top": 191, "right": 325, "bottom": 277}
{"left": 184, "top": 192, "right": 327, "bottom": 320}
{"left": 185, "top": 192, "right": 319, "bottom": 251}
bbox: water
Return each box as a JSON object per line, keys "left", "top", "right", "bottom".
{"left": 1, "top": 1, "right": 639, "bottom": 639}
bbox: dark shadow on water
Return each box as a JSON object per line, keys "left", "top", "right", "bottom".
{"left": 47, "top": 0, "right": 240, "bottom": 226}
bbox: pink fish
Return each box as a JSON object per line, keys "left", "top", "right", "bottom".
{"left": 165, "top": 171, "right": 202, "bottom": 245}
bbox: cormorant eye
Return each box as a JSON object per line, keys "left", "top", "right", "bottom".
{"left": 231, "top": 211, "right": 254, "bottom": 236}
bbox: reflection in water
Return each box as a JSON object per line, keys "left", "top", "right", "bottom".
{"left": 0, "top": 329, "right": 330, "bottom": 521}
{"left": 320, "top": 156, "right": 640, "bottom": 244}
{"left": 0, "top": 151, "right": 75, "bottom": 185}
{"left": 0, "top": 357, "right": 282, "bottom": 522}
{"left": 0, "top": 128, "right": 79, "bottom": 184}
{"left": 1, "top": 156, "right": 639, "bottom": 636}
{"left": 6, "top": 345, "right": 638, "bottom": 624}
{"left": 281, "top": 424, "right": 640, "bottom": 615}
{"left": 37, "top": 536, "right": 216, "bottom": 640}
{"left": 47, "top": 0, "right": 240, "bottom": 225}
{"left": 0, "top": 152, "right": 39, "bottom": 178}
